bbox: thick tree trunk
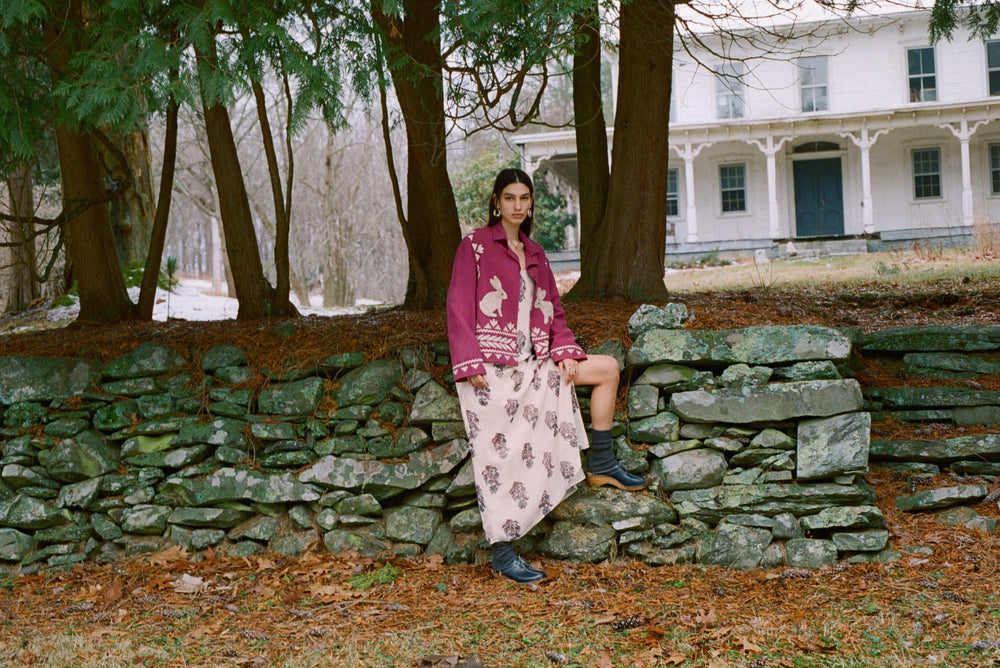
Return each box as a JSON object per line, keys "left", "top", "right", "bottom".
{"left": 44, "top": 0, "right": 133, "bottom": 322}
{"left": 2, "top": 163, "right": 40, "bottom": 314}
{"left": 201, "top": 99, "right": 287, "bottom": 319}
{"left": 593, "top": 0, "right": 674, "bottom": 301}
{"left": 95, "top": 128, "right": 154, "bottom": 265}
{"left": 54, "top": 128, "right": 135, "bottom": 322}
{"left": 564, "top": 1, "right": 611, "bottom": 301}
{"left": 373, "top": 0, "right": 461, "bottom": 310}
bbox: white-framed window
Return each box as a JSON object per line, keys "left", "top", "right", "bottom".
{"left": 719, "top": 163, "right": 747, "bottom": 212}
{"left": 912, "top": 147, "right": 942, "bottom": 199}
{"left": 990, "top": 143, "right": 1000, "bottom": 195}
{"left": 988, "top": 40, "right": 1000, "bottom": 96}
{"left": 715, "top": 62, "right": 745, "bottom": 119}
{"left": 907, "top": 46, "right": 937, "bottom": 102}
{"left": 798, "top": 56, "right": 828, "bottom": 112}
{"left": 666, "top": 168, "right": 679, "bottom": 217}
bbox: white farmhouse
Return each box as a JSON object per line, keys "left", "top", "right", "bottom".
{"left": 515, "top": 9, "right": 1000, "bottom": 259}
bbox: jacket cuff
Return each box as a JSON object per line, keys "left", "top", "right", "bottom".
{"left": 550, "top": 344, "right": 586, "bottom": 362}
{"left": 452, "top": 358, "right": 486, "bottom": 382}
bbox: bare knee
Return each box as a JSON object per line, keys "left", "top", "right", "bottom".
{"left": 587, "top": 354, "right": 621, "bottom": 387}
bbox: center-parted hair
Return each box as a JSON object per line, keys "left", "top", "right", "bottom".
{"left": 487, "top": 168, "right": 534, "bottom": 237}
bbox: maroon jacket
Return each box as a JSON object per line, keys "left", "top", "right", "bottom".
{"left": 446, "top": 225, "right": 586, "bottom": 382}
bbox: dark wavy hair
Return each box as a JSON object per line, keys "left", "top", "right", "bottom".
{"left": 486, "top": 168, "right": 534, "bottom": 238}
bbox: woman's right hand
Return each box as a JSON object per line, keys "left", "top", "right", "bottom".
{"left": 467, "top": 374, "right": 488, "bottom": 389}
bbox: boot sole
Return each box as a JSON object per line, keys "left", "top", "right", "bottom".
{"left": 585, "top": 472, "right": 647, "bottom": 491}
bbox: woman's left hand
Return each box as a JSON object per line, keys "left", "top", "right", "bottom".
{"left": 558, "top": 359, "right": 579, "bottom": 385}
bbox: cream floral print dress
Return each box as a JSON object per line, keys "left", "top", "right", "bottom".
{"left": 456, "top": 271, "right": 588, "bottom": 544}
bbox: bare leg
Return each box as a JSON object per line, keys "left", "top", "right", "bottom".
{"left": 573, "top": 354, "right": 620, "bottom": 430}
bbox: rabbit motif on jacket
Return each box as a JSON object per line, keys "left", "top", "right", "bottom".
{"left": 479, "top": 275, "right": 507, "bottom": 317}
{"left": 534, "top": 288, "right": 554, "bottom": 323}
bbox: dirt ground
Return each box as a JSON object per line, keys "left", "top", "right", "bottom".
{"left": 1, "top": 275, "right": 1000, "bottom": 666}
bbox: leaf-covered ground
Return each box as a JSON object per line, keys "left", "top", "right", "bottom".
{"left": 2, "top": 276, "right": 1000, "bottom": 666}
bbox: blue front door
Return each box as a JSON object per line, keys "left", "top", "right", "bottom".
{"left": 793, "top": 158, "right": 844, "bottom": 237}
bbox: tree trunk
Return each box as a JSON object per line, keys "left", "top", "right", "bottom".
{"left": 54, "top": 127, "right": 135, "bottom": 321}
{"left": 196, "top": 39, "right": 290, "bottom": 319}
{"left": 2, "top": 163, "right": 40, "bottom": 314}
{"left": 564, "top": 1, "right": 611, "bottom": 301}
{"left": 95, "top": 128, "right": 154, "bottom": 266}
{"left": 372, "top": 0, "right": 461, "bottom": 310}
{"left": 250, "top": 77, "right": 297, "bottom": 315}
{"left": 136, "top": 96, "right": 178, "bottom": 320}
{"left": 589, "top": 0, "right": 674, "bottom": 301}
{"left": 44, "top": 0, "right": 133, "bottom": 323}
{"left": 323, "top": 125, "right": 354, "bottom": 308}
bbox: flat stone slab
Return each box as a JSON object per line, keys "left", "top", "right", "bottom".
{"left": 627, "top": 325, "right": 851, "bottom": 368}
{"left": 670, "top": 379, "right": 862, "bottom": 424}
{"left": 895, "top": 484, "right": 988, "bottom": 511}
{"left": 862, "top": 326, "right": 1000, "bottom": 352}
{"left": 870, "top": 434, "right": 1000, "bottom": 463}
{"left": 0, "top": 357, "right": 101, "bottom": 404}
{"left": 671, "top": 482, "right": 875, "bottom": 523}
{"left": 299, "top": 439, "right": 469, "bottom": 491}
{"left": 865, "top": 387, "right": 1000, "bottom": 408}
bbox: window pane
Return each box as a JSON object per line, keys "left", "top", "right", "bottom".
{"left": 988, "top": 40, "right": 1000, "bottom": 68}
{"left": 720, "top": 164, "right": 746, "bottom": 212}
{"left": 666, "top": 169, "right": 679, "bottom": 217}
{"left": 990, "top": 70, "right": 1000, "bottom": 96}
{"left": 991, "top": 144, "right": 1000, "bottom": 195}
{"left": 908, "top": 48, "right": 923, "bottom": 74}
{"left": 912, "top": 148, "right": 941, "bottom": 199}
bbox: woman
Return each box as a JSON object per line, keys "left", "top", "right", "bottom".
{"left": 447, "top": 168, "right": 645, "bottom": 584}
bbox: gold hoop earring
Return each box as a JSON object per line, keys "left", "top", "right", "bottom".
{"left": 527, "top": 209, "right": 533, "bottom": 218}
{"left": 493, "top": 207, "right": 500, "bottom": 218}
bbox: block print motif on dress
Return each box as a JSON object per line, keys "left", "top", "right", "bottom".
{"left": 511, "top": 369, "right": 525, "bottom": 391}
{"left": 543, "top": 452, "right": 554, "bottom": 478}
{"left": 522, "top": 403, "right": 539, "bottom": 429}
{"left": 560, "top": 460, "right": 577, "bottom": 482}
{"left": 482, "top": 465, "right": 500, "bottom": 493}
{"left": 521, "top": 443, "right": 535, "bottom": 468}
{"left": 491, "top": 432, "right": 509, "bottom": 458}
{"left": 547, "top": 370, "right": 561, "bottom": 398}
{"left": 545, "top": 410, "right": 559, "bottom": 437}
{"left": 505, "top": 398, "right": 520, "bottom": 422}
{"left": 502, "top": 519, "right": 522, "bottom": 540}
{"left": 530, "top": 368, "right": 543, "bottom": 390}
{"left": 474, "top": 385, "right": 491, "bottom": 406}
{"left": 464, "top": 410, "right": 480, "bottom": 440}
{"left": 559, "top": 422, "right": 580, "bottom": 448}
{"left": 538, "top": 490, "right": 553, "bottom": 515}
{"left": 510, "top": 481, "right": 528, "bottom": 509}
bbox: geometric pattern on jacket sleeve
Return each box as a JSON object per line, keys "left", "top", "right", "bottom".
{"left": 477, "top": 319, "right": 518, "bottom": 361}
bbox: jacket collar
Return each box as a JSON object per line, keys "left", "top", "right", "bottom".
{"left": 488, "top": 223, "right": 541, "bottom": 269}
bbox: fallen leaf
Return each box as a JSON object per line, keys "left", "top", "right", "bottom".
{"left": 147, "top": 545, "right": 188, "bottom": 567}
{"left": 100, "top": 576, "right": 123, "bottom": 603}
{"left": 695, "top": 607, "right": 718, "bottom": 625}
{"left": 662, "top": 652, "right": 686, "bottom": 664}
{"left": 594, "top": 650, "right": 614, "bottom": 668}
{"left": 172, "top": 574, "right": 210, "bottom": 594}
{"left": 738, "top": 636, "right": 762, "bottom": 652}
{"left": 425, "top": 553, "right": 444, "bottom": 572}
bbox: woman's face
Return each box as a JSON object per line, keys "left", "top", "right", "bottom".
{"left": 496, "top": 182, "right": 532, "bottom": 227}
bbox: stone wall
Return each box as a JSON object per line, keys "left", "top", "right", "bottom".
{"left": 1, "top": 309, "right": 997, "bottom": 575}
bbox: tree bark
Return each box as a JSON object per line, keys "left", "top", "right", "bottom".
{"left": 564, "top": 1, "right": 611, "bottom": 300}
{"left": 585, "top": 0, "right": 674, "bottom": 301}
{"left": 45, "top": 0, "right": 133, "bottom": 322}
{"left": 95, "top": 128, "right": 154, "bottom": 265}
{"left": 136, "top": 96, "right": 178, "bottom": 320}
{"left": 2, "top": 163, "right": 40, "bottom": 314}
{"left": 323, "top": 124, "right": 354, "bottom": 308}
{"left": 196, "top": 39, "right": 291, "bottom": 319}
{"left": 372, "top": 0, "right": 461, "bottom": 310}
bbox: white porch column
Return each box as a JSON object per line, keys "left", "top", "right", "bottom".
{"left": 939, "top": 119, "right": 989, "bottom": 228}
{"left": 671, "top": 142, "right": 712, "bottom": 242}
{"left": 840, "top": 127, "right": 890, "bottom": 235}
{"left": 746, "top": 135, "right": 793, "bottom": 238}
